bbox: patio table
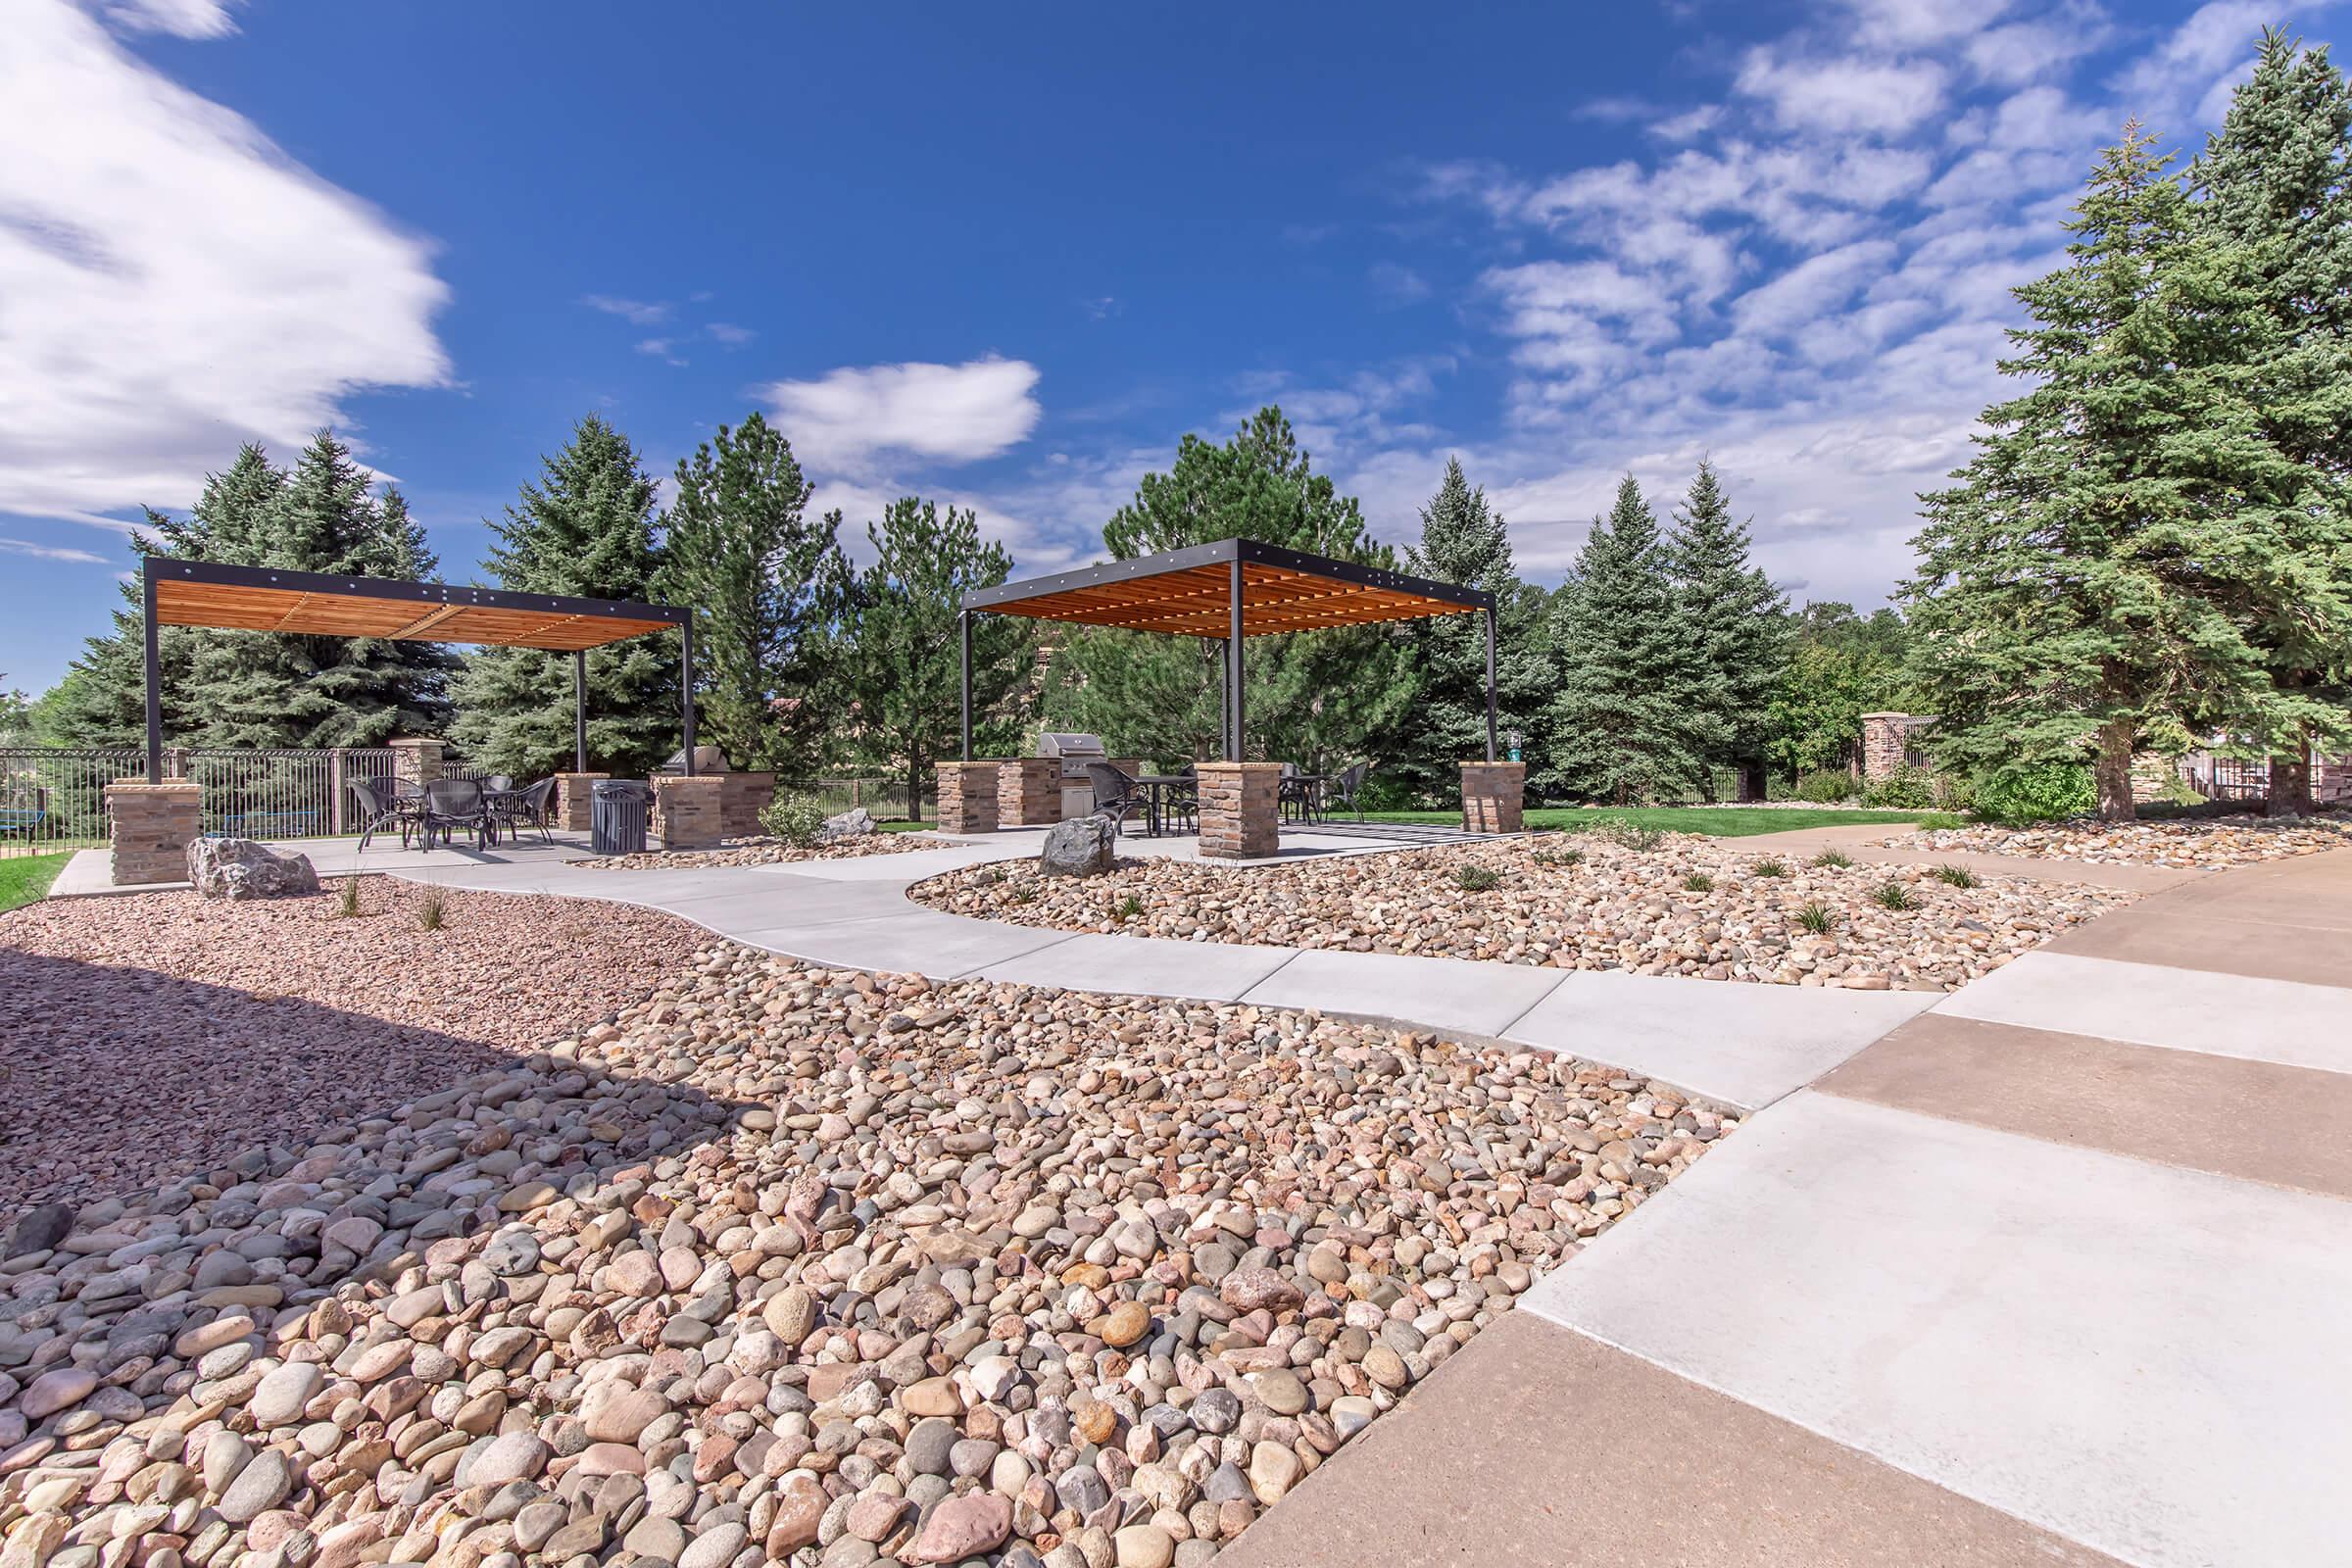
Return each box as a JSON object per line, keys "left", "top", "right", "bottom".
{"left": 1282, "top": 773, "right": 1332, "bottom": 824}
{"left": 1130, "top": 774, "right": 1196, "bottom": 837}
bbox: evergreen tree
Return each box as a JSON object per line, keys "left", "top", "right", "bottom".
{"left": 185, "top": 431, "right": 452, "bottom": 748}
{"left": 1903, "top": 126, "right": 2346, "bottom": 819}
{"left": 2190, "top": 29, "right": 2352, "bottom": 810}
{"left": 1051, "top": 408, "right": 1416, "bottom": 769}
{"left": 451, "top": 416, "right": 678, "bottom": 778}
{"left": 834, "top": 499, "right": 1035, "bottom": 821}
{"left": 1664, "top": 460, "right": 1788, "bottom": 800}
{"left": 1542, "top": 475, "right": 1705, "bottom": 803}
{"left": 656, "top": 414, "right": 842, "bottom": 777}
{"left": 1388, "top": 458, "right": 1548, "bottom": 801}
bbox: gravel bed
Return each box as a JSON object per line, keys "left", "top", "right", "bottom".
{"left": 911, "top": 833, "right": 2134, "bottom": 991}
{"left": 0, "top": 880, "right": 706, "bottom": 1221}
{"left": 1892, "top": 813, "right": 2352, "bottom": 868}
{"left": 0, "top": 942, "right": 1730, "bottom": 1568}
{"left": 581, "top": 835, "right": 944, "bottom": 872}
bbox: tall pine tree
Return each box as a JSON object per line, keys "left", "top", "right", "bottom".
{"left": 450, "top": 416, "right": 677, "bottom": 778}
{"left": 1389, "top": 458, "right": 1548, "bottom": 801}
{"left": 834, "top": 499, "right": 1035, "bottom": 821}
{"left": 656, "top": 413, "right": 842, "bottom": 777}
{"left": 1904, "top": 126, "right": 2341, "bottom": 818}
{"left": 2190, "top": 29, "right": 2352, "bottom": 811}
{"left": 1543, "top": 475, "right": 1705, "bottom": 803}
{"left": 1664, "top": 460, "right": 1788, "bottom": 801}
{"left": 1051, "top": 408, "right": 1417, "bottom": 769}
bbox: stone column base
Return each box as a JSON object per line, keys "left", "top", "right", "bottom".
{"left": 938, "top": 762, "right": 1003, "bottom": 834}
{"left": 1198, "top": 762, "right": 1282, "bottom": 858}
{"left": 652, "top": 775, "right": 724, "bottom": 851}
{"left": 999, "top": 757, "right": 1062, "bottom": 827}
{"left": 105, "top": 781, "right": 202, "bottom": 887}
{"left": 1460, "top": 761, "right": 1527, "bottom": 833}
{"left": 556, "top": 772, "right": 609, "bottom": 832}
{"left": 718, "top": 771, "right": 776, "bottom": 837}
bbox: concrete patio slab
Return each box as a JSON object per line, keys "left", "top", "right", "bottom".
{"left": 1821, "top": 1012, "right": 2352, "bottom": 1200}
{"left": 728, "top": 908, "right": 1079, "bottom": 976}
{"left": 1235, "top": 946, "right": 1564, "bottom": 1037}
{"left": 1936, "top": 950, "right": 2352, "bottom": 1075}
{"left": 973, "top": 932, "right": 1298, "bottom": 1002}
{"left": 1218, "top": 1310, "right": 2125, "bottom": 1568}
{"left": 1504, "top": 969, "right": 1937, "bottom": 1109}
{"left": 1523, "top": 1090, "right": 2352, "bottom": 1568}
{"left": 2045, "top": 846, "right": 2352, "bottom": 987}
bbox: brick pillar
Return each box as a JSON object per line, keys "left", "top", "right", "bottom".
{"left": 1197, "top": 762, "right": 1281, "bottom": 859}
{"left": 556, "top": 772, "right": 609, "bottom": 832}
{"left": 104, "top": 781, "right": 201, "bottom": 887}
{"left": 998, "top": 757, "right": 1062, "bottom": 827}
{"left": 651, "top": 775, "right": 723, "bottom": 851}
{"left": 717, "top": 771, "right": 776, "bottom": 837}
{"left": 389, "top": 737, "right": 446, "bottom": 790}
{"left": 1860, "top": 713, "right": 1910, "bottom": 782}
{"left": 1459, "top": 761, "right": 1527, "bottom": 833}
{"left": 937, "top": 762, "right": 1002, "bottom": 834}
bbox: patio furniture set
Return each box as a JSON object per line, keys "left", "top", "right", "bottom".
{"left": 346, "top": 776, "right": 557, "bottom": 854}
{"left": 1082, "top": 760, "right": 1372, "bottom": 838}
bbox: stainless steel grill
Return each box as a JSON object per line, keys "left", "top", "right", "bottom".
{"left": 1038, "top": 732, "right": 1107, "bottom": 818}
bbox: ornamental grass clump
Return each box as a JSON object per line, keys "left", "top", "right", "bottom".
{"left": 1682, "top": 871, "right": 1714, "bottom": 892}
{"left": 1534, "top": 846, "right": 1584, "bottom": 867}
{"left": 1751, "top": 857, "right": 1788, "bottom": 878}
{"left": 1453, "top": 863, "right": 1502, "bottom": 893}
{"left": 1812, "top": 848, "right": 1853, "bottom": 868}
{"left": 416, "top": 886, "right": 448, "bottom": 931}
{"left": 332, "top": 877, "right": 362, "bottom": 919}
{"left": 1873, "top": 881, "right": 1920, "bottom": 910}
{"left": 1112, "top": 893, "right": 1145, "bottom": 922}
{"left": 1795, "top": 900, "right": 1837, "bottom": 933}
{"left": 1590, "top": 820, "right": 1663, "bottom": 852}
{"left": 1934, "top": 863, "right": 1979, "bottom": 888}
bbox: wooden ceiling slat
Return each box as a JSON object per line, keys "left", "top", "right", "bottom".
{"left": 154, "top": 579, "right": 675, "bottom": 650}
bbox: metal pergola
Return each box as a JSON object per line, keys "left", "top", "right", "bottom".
{"left": 139, "top": 557, "right": 695, "bottom": 784}
{"left": 958, "top": 536, "right": 1498, "bottom": 763}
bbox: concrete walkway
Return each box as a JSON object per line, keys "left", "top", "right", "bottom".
{"left": 1227, "top": 846, "right": 2352, "bottom": 1568}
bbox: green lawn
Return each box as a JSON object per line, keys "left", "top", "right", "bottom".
{"left": 1360, "top": 806, "right": 1960, "bottom": 838}
{"left": 0, "top": 853, "right": 69, "bottom": 913}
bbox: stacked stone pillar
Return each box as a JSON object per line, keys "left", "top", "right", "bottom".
{"left": 388, "top": 737, "right": 446, "bottom": 791}
{"left": 1459, "top": 761, "right": 1526, "bottom": 834}
{"left": 555, "top": 773, "right": 609, "bottom": 832}
{"left": 1860, "top": 713, "right": 1909, "bottom": 782}
{"left": 1197, "top": 762, "right": 1281, "bottom": 859}
{"left": 937, "top": 762, "right": 1002, "bottom": 834}
{"left": 104, "top": 780, "right": 201, "bottom": 887}
{"left": 651, "top": 775, "right": 723, "bottom": 851}
{"left": 998, "top": 757, "right": 1063, "bottom": 827}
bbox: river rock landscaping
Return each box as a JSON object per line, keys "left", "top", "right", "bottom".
{"left": 0, "top": 939, "right": 1729, "bottom": 1568}
{"left": 912, "top": 833, "right": 2133, "bottom": 991}
{"left": 580, "top": 836, "right": 944, "bottom": 873}
{"left": 1893, "top": 813, "right": 2352, "bottom": 869}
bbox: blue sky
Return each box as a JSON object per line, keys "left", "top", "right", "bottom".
{"left": 0, "top": 0, "right": 2326, "bottom": 695}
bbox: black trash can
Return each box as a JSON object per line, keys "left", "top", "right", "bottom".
{"left": 591, "top": 779, "right": 655, "bottom": 856}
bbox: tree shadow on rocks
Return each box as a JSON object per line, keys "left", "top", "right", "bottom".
{"left": 0, "top": 949, "right": 745, "bottom": 1451}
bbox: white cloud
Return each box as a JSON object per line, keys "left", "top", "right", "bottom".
{"left": 1, "top": 536, "right": 112, "bottom": 564}
{"left": 580, "top": 294, "right": 670, "bottom": 326}
{"left": 0, "top": 0, "right": 450, "bottom": 527}
{"left": 761, "top": 357, "right": 1043, "bottom": 473}
{"left": 96, "top": 0, "right": 238, "bottom": 38}
{"left": 1735, "top": 50, "right": 1951, "bottom": 135}
{"left": 705, "top": 321, "right": 755, "bottom": 345}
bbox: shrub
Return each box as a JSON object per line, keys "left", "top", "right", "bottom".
{"left": 1973, "top": 762, "right": 2096, "bottom": 826}
{"left": 1751, "top": 857, "right": 1788, "bottom": 878}
{"left": 1862, "top": 763, "right": 1937, "bottom": 809}
{"left": 416, "top": 886, "right": 447, "bottom": 931}
{"left": 1811, "top": 849, "right": 1852, "bottom": 868}
{"left": 1872, "top": 881, "right": 1919, "bottom": 910}
{"left": 1534, "top": 845, "right": 1585, "bottom": 867}
{"left": 1931, "top": 769, "right": 1978, "bottom": 814}
{"left": 1916, "top": 811, "right": 1964, "bottom": 830}
{"left": 1796, "top": 768, "right": 1855, "bottom": 805}
{"left": 1933, "top": 863, "right": 1978, "bottom": 888}
{"left": 1590, "top": 819, "right": 1663, "bottom": 852}
{"left": 1795, "top": 901, "right": 1836, "bottom": 933}
{"left": 1453, "top": 863, "right": 1502, "bottom": 893}
{"left": 760, "top": 795, "right": 830, "bottom": 848}
{"left": 1682, "top": 871, "right": 1714, "bottom": 892}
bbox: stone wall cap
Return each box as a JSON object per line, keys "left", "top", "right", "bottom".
{"left": 104, "top": 780, "right": 201, "bottom": 793}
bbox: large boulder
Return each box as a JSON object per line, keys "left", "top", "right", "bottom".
{"left": 187, "top": 837, "right": 320, "bottom": 900}
{"left": 821, "top": 807, "right": 877, "bottom": 842}
{"left": 1040, "top": 812, "right": 1117, "bottom": 878}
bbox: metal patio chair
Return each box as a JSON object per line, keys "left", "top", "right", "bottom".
{"left": 1324, "top": 760, "right": 1371, "bottom": 821}
{"left": 1084, "top": 761, "right": 1145, "bottom": 835}
{"left": 418, "top": 777, "right": 491, "bottom": 851}
{"left": 348, "top": 776, "right": 417, "bottom": 854}
{"left": 489, "top": 777, "right": 557, "bottom": 845}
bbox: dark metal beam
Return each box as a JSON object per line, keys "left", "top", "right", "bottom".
{"left": 958, "top": 611, "right": 973, "bottom": 761}
{"left": 680, "top": 621, "right": 696, "bottom": 776}
{"left": 142, "top": 559, "right": 162, "bottom": 784}
{"left": 1226, "top": 558, "right": 1245, "bottom": 761}
{"left": 1485, "top": 605, "right": 1498, "bottom": 764}
{"left": 573, "top": 649, "right": 587, "bottom": 773}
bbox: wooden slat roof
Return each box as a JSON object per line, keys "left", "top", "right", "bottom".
{"left": 962, "top": 537, "right": 1490, "bottom": 638}
{"left": 147, "top": 560, "right": 686, "bottom": 652}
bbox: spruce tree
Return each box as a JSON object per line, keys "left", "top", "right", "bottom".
{"left": 1052, "top": 408, "right": 1417, "bottom": 769}
{"left": 2190, "top": 29, "right": 2352, "bottom": 810}
{"left": 1904, "top": 126, "right": 2344, "bottom": 819}
{"left": 834, "top": 499, "right": 1035, "bottom": 820}
{"left": 1665, "top": 460, "right": 1788, "bottom": 800}
{"left": 450, "top": 416, "right": 678, "bottom": 779}
{"left": 1388, "top": 458, "right": 1548, "bottom": 801}
{"left": 1543, "top": 475, "right": 1705, "bottom": 803}
{"left": 656, "top": 414, "right": 842, "bottom": 777}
